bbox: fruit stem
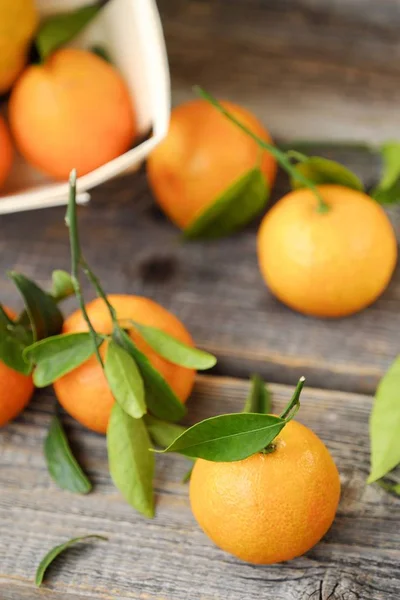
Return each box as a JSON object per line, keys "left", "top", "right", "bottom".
{"left": 279, "top": 376, "right": 305, "bottom": 420}
{"left": 80, "top": 259, "right": 118, "bottom": 325}
{"left": 65, "top": 170, "right": 103, "bottom": 367}
{"left": 195, "top": 87, "right": 330, "bottom": 214}
{"left": 260, "top": 443, "right": 277, "bottom": 455}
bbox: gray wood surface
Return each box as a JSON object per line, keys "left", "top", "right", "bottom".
{"left": 1, "top": 376, "right": 399, "bottom": 600}
{"left": 1, "top": 147, "right": 399, "bottom": 396}
{"left": 159, "top": 0, "right": 400, "bottom": 143}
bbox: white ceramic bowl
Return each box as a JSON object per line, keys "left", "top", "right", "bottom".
{"left": 0, "top": 0, "right": 170, "bottom": 215}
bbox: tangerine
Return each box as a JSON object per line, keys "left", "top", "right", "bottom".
{"left": 9, "top": 48, "right": 136, "bottom": 180}
{"left": 53, "top": 295, "right": 195, "bottom": 434}
{"left": 147, "top": 99, "right": 277, "bottom": 229}
{"left": 257, "top": 185, "right": 397, "bottom": 317}
{"left": 0, "top": 116, "right": 13, "bottom": 189}
{"left": 190, "top": 419, "right": 340, "bottom": 564}
{"left": 0, "top": 307, "right": 34, "bottom": 427}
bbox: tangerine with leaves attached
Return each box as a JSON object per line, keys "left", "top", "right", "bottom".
{"left": 190, "top": 418, "right": 340, "bottom": 564}
{"left": 147, "top": 99, "right": 277, "bottom": 230}
{"left": 53, "top": 295, "right": 195, "bottom": 434}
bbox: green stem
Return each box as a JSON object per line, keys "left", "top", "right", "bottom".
{"left": 286, "top": 149, "right": 308, "bottom": 163}
{"left": 195, "top": 87, "right": 330, "bottom": 214}
{"left": 80, "top": 259, "right": 118, "bottom": 325}
{"left": 66, "top": 170, "right": 103, "bottom": 367}
{"left": 279, "top": 376, "right": 305, "bottom": 420}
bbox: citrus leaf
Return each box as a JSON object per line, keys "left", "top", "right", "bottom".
{"left": 144, "top": 414, "right": 186, "bottom": 448}
{"left": 368, "top": 356, "right": 400, "bottom": 483}
{"left": 372, "top": 181, "right": 400, "bottom": 205}
{"left": 243, "top": 374, "right": 272, "bottom": 414}
{"left": 183, "top": 167, "right": 269, "bottom": 240}
{"left": 90, "top": 44, "right": 112, "bottom": 63}
{"left": 0, "top": 333, "right": 32, "bottom": 375}
{"left": 44, "top": 416, "right": 92, "bottom": 494}
{"left": 35, "top": 534, "right": 107, "bottom": 587}
{"left": 51, "top": 270, "right": 75, "bottom": 301}
{"left": 371, "top": 141, "right": 400, "bottom": 204}
{"left": 291, "top": 156, "right": 363, "bottom": 191}
{"left": 107, "top": 403, "right": 155, "bottom": 518}
{"left": 158, "top": 413, "right": 287, "bottom": 462}
{"left": 104, "top": 341, "right": 146, "bottom": 419}
{"left": 182, "top": 464, "right": 194, "bottom": 483}
{"left": 0, "top": 304, "right": 14, "bottom": 328}
{"left": 24, "top": 332, "right": 103, "bottom": 387}
{"left": 36, "top": 4, "right": 102, "bottom": 61}
{"left": 376, "top": 141, "right": 400, "bottom": 190}
{"left": 8, "top": 271, "right": 63, "bottom": 341}
{"left": 114, "top": 329, "right": 186, "bottom": 423}
{"left": 129, "top": 321, "right": 216, "bottom": 370}
{"left": 377, "top": 479, "right": 400, "bottom": 496}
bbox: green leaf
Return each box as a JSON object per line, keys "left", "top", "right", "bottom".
{"left": 0, "top": 304, "right": 14, "bottom": 328}
{"left": 8, "top": 272, "right": 63, "bottom": 341}
{"left": 372, "top": 181, "right": 400, "bottom": 205}
{"left": 371, "top": 141, "right": 400, "bottom": 204}
{"left": 183, "top": 167, "right": 269, "bottom": 240}
{"left": 104, "top": 341, "right": 146, "bottom": 419}
{"left": 158, "top": 413, "right": 288, "bottom": 462}
{"left": 129, "top": 321, "right": 216, "bottom": 370}
{"left": 90, "top": 44, "right": 112, "bottom": 63}
{"left": 36, "top": 4, "right": 102, "bottom": 61}
{"left": 376, "top": 141, "right": 400, "bottom": 190}
{"left": 51, "top": 270, "right": 75, "bottom": 301}
{"left": 368, "top": 356, "right": 400, "bottom": 483}
{"left": 107, "top": 403, "right": 155, "bottom": 518}
{"left": 243, "top": 374, "right": 272, "bottom": 414}
{"left": 0, "top": 333, "right": 32, "bottom": 375}
{"left": 144, "top": 414, "right": 186, "bottom": 448}
{"left": 377, "top": 479, "right": 400, "bottom": 496}
{"left": 115, "top": 329, "right": 186, "bottom": 423}
{"left": 291, "top": 156, "right": 363, "bottom": 191}
{"left": 44, "top": 416, "right": 92, "bottom": 494}
{"left": 182, "top": 464, "right": 194, "bottom": 483}
{"left": 35, "top": 534, "right": 107, "bottom": 587}
{"left": 24, "top": 332, "right": 102, "bottom": 387}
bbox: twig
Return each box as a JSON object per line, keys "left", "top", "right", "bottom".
{"left": 66, "top": 170, "right": 103, "bottom": 367}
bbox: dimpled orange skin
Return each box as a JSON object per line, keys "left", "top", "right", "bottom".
{"left": 0, "top": 308, "right": 34, "bottom": 427}
{"left": 147, "top": 99, "right": 277, "bottom": 229}
{"left": 190, "top": 419, "right": 341, "bottom": 564}
{"left": 257, "top": 185, "right": 398, "bottom": 318}
{"left": 53, "top": 295, "right": 195, "bottom": 434}
{"left": 0, "top": 116, "right": 13, "bottom": 189}
{"left": 9, "top": 48, "right": 136, "bottom": 180}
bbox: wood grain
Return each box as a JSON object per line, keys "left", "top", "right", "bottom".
{"left": 159, "top": 0, "right": 400, "bottom": 143}
{"left": 0, "top": 376, "right": 399, "bottom": 600}
{"left": 0, "top": 147, "right": 399, "bottom": 395}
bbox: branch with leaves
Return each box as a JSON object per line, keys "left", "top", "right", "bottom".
{"left": 25, "top": 171, "right": 216, "bottom": 518}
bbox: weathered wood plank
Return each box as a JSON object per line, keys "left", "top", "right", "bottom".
{"left": 159, "top": 0, "right": 400, "bottom": 142}
{"left": 0, "top": 376, "right": 399, "bottom": 599}
{"left": 0, "top": 149, "right": 398, "bottom": 395}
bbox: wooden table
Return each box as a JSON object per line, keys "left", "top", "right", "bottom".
{"left": 1, "top": 2, "right": 400, "bottom": 598}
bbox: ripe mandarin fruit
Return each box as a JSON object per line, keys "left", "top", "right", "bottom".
{"left": 53, "top": 295, "right": 195, "bottom": 434}
{"left": 0, "top": 0, "right": 37, "bottom": 93}
{"left": 9, "top": 48, "right": 136, "bottom": 180}
{"left": 0, "top": 307, "right": 34, "bottom": 427}
{"left": 190, "top": 419, "right": 340, "bottom": 564}
{"left": 258, "top": 185, "right": 397, "bottom": 318}
{"left": 0, "top": 116, "right": 13, "bottom": 189}
{"left": 147, "top": 99, "right": 277, "bottom": 229}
